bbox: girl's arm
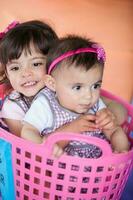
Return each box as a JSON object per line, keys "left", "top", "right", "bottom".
{"left": 21, "top": 122, "right": 63, "bottom": 157}
{"left": 1, "top": 98, "right": 25, "bottom": 136}
{"left": 21, "top": 122, "right": 43, "bottom": 143}
{"left": 3, "top": 118, "right": 22, "bottom": 137}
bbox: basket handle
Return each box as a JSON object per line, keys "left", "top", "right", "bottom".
{"left": 43, "top": 132, "right": 113, "bottom": 157}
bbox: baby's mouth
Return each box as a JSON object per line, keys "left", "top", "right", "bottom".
{"left": 80, "top": 104, "right": 91, "bottom": 108}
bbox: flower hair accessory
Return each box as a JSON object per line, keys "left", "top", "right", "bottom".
{"left": 48, "top": 45, "right": 106, "bottom": 74}
{"left": 92, "top": 44, "right": 106, "bottom": 63}
{"left": 0, "top": 21, "right": 19, "bottom": 39}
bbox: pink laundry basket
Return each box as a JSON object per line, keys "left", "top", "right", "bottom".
{"left": 0, "top": 89, "right": 133, "bottom": 200}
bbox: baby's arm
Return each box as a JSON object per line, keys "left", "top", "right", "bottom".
{"left": 58, "top": 96, "right": 127, "bottom": 137}
{"left": 96, "top": 108, "right": 130, "bottom": 152}
{"left": 110, "top": 127, "right": 130, "bottom": 152}
{"left": 101, "top": 96, "right": 127, "bottom": 124}
{"left": 55, "top": 114, "right": 99, "bottom": 148}
{"left": 57, "top": 114, "right": 98, "bottom": 133}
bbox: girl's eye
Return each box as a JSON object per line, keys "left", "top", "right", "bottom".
{"left": 92, "top": 83, "right": 101, "bottom": 90}
{"left": 33, "top": 62, "right": 43, "bottom": 67}
{"left": 9, "top": 66, "right": 19, "bottom": 71}
{"left": 73, "top": 85, "right": 81, "bottom": 91}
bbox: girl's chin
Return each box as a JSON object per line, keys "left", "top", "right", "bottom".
{"left": 21, "top": 87, "right": 41, "bottom": 97}
{"left": 21, "top": 91, "right": 37, "bottom": 98}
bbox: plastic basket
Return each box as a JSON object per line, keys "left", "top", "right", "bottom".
{"left": 0, "top": 89, "right": 133, "bottom": 200}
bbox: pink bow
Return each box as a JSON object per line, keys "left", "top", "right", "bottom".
{"left": 0, "top": 21, "right": 19, "bottom": 39}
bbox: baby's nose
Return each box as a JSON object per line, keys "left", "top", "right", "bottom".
{"left": 84, "top": 91, "right": 92, "bottom": 100}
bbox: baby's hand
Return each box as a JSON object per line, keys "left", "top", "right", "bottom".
{"left": 58, "top": 114, "right": 99, "bottom": 133}
{"left": 96, "top": 108, "right": 118, "bottom": 139}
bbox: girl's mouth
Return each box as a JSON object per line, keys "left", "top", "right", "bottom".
{"left": 22, "top": 81, "right": 38, "bottom": 87}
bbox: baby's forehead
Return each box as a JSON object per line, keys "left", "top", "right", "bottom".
{"left": 56, "top": 63, "right": 103, "bottom": 83}
{"left": 51, "top": 60, "right": 103, "bottom": 80}
{"left": 55, "top": 61, "right": 96, "bottom": 72}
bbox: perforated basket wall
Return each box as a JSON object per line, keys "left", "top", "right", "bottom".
{"left": 0, "top": 89, "right": 133, "bottom": 200}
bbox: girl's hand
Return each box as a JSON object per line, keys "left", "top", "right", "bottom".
{"left": 43, "top": 135, "right": 64, "bottom": 158}
{"left": 52, "top": 144, "right": 64, "bottom": 158}
{"left": 96, "top": 108, "right": 118, "bottom": 139}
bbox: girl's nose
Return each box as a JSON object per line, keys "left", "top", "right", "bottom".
{"left": 22, "top": 68, "right": 33, "bottom": 77}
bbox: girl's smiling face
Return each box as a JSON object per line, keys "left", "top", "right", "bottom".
{"left": 6, "top": 44, "right": 46, "bottom": 97}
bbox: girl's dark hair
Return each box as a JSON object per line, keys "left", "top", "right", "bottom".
{"left": 46, "top": 35, "right": 104, "bottom": 73}
{"left": 0, "top": 20, "right": 58, "bottom": 83}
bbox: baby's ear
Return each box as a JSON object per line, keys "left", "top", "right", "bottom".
{"left": 44, "top": 75, "right": 56, "bottom": 91}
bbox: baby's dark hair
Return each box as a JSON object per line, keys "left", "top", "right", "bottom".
{"left": 46, "top": 35, "right": 105, "bottom": 73}
{"left": 0, "top": 20, "right": 58, "bottom": 83}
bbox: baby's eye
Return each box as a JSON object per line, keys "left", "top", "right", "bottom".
{"left": 92, "top": 83, "right": 101, "bottom": 90}
{"left": 73, "top": 85, "right": 81, "bottom": 91}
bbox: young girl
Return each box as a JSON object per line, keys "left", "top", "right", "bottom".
{"left": 22, "top": 35, "right": 129, "bottom": 157}
{"left": 0, "top": 20, "right": 58, "bottom": 136}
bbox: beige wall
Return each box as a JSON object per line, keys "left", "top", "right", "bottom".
{"left": 0, "top": 0, "right": 133, "bottom": 101}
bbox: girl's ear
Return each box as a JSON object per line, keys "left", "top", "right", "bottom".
{"left": 44, "top": 75, "right": 56, "bottom": 91}
{"left": 1, "top": 71, "right": 9, "bottom": 84}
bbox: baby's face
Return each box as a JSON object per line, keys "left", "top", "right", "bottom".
{"left": 53, "top": 64, "right": 103, "bottom": 114}
{"left": 6, "top": 44, "right": 46, "bottom": 97}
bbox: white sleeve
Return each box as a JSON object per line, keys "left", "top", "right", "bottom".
{"left": 98, "top": 98, "right": 107, "bottom": 111}
{"left": 23, "top": 95, "right": 53, "bottom": 133}
{"left": 1, "top": 98, "right": 25, "bottom": 120}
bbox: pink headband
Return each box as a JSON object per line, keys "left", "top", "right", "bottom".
{"left": 48, "top": 44, "right": 106, "bottom": 74}
{"left": 0, "top": 21, "right": 19, "bottom": 39}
